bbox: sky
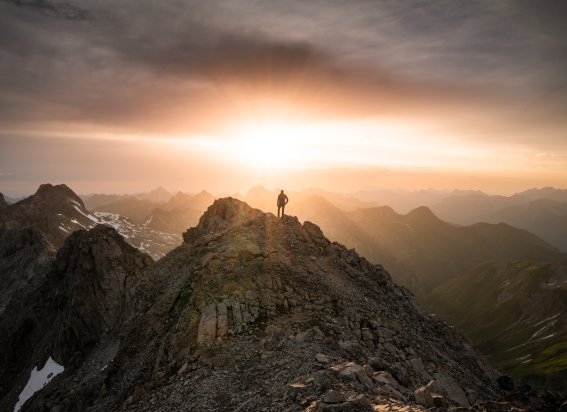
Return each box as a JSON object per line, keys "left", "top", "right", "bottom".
{"left": 1, "top": 0, "right": 567, "bottom": 196}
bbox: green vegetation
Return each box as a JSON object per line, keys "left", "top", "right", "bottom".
{"left": 424, "top": 259, "right": 567, "bottom": 388}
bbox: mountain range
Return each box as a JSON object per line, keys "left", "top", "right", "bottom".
{"left": 239, "top": 187, "right": 561, "bottom": 293}
{"left": 350, "top": 187, "right": 567, "bottom": 252}
{"left": 2, "top": 195, "right": 564, "bottom": 411}
{"left": 82, "top": 186, "right": 174, "bottom": 210}
{"left": 1, "top": 183, "right": 566, "bottom": 409}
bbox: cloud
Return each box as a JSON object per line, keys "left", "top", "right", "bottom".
{"left": 3, "top": 0, "right": 90, "bottom": 20}
{"left": 0, "top": 0, "right": 566, "bottom": 152}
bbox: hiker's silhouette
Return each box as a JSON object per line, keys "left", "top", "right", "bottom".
{"left": 277, "top": 190, "right": 289, "bottom": 218}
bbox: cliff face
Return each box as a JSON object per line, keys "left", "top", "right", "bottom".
{"left": 4, "top": 198, "right": 564, "bottom": 411}
{"left": 0, "top": 227, "right": 55, "bottom": 318}
{"left": 0, "top": 225, "right": 154, "bottom": 411}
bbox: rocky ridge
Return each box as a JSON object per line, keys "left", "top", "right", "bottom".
{"left": 0, "top": 184, "right": 181, "bottom": 260}
{"left": 10, "top": 197, "right": 565, "bottom": 411}
{"left": 0, "top": 184, "right": 97, "bottom": 249}
{"left": 0, "top": 225, "right": 154, "bottom": 411}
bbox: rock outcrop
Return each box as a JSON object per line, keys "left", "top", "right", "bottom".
{"left": 4, "top": 198, "right": 565, "bottom": 411}
{"left": 0, "top": 183, "right": 97, "bottom": 249}
{"left": 0, "top": 184, "right": 182, "bottom": 260}
{"left": 0, "top": 225, "right": 154, "bottom": 411}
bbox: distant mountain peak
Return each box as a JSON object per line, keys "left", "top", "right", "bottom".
{"left": 0, "top": 183, "right": 97, "bottom": 249}
{"left": 194, "top": 189, "right": 213, "bottom": 198}
{"left": 149, "top": 186, "right": 170, "bottom": 194}
{"left": 35, "top": 183, "right": 84, "bottom": 206}
{"left": 406, "top": 205, "right": 440, "bottom": 221}
{"left": 246, "top": 184, "right": 272, "bottom": 195}
{"left": 136, "top": 186, "right": 173, "bottom": 203}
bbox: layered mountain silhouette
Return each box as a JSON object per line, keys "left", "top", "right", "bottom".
{"left": 430, "top": 192, "right": 567, "bottom": 252}
{"left": 425, "top": 258, "right": 567, "bottom": 390}
{"left": 238, "top": 187, "right": 560, "bottom": 293}
{"left": 88, "top": 190, "right": 215, "bottom": 235}
{"left": 3, "top": 197, "right": 563, "bottom": 411}
{"left": 93, "top": 198, "right": 162, "bottom": 224}
{"left": 347, "top": 187, "right": 567, "bottom": 252}
{"left": 83, "top": 187, "right": 174, "bottom": 210}
{"left": 146, "top": 190, "right": 215, "bottom": 234}
{"left": 346, "top": 205, "right": 560, "bottom": 292}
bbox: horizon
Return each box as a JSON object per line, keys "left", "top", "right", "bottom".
{"left": 3, "top": 181, "right": 566, "bottom": 201}
{"left": 1, "top": 1, "right": 567, "bottom": 197}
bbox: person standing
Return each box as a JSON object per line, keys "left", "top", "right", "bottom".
{"left": 277, "top": 190, "right": 289, "bottom": 218}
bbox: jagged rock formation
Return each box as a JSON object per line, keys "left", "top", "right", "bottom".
{"left": 0, "top": 184, "right": 181, "bottom": 260}
{"left": 9, "top": 197, "right": 564, "bottom": 411}
{"left": 0, "top": 225, "right": 154, "bottom": 411}
{"left": 0, "top": 184, "right": 97, "bottom": 249}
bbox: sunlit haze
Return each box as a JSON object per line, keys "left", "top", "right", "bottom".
{"left": 1, "top": 1, "right": 567, "bottom": 196}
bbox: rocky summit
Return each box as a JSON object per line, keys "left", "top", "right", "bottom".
{"left": 0, "top": 184, "right": 181, "bottom": 260}
{"left": 3, "top": 198, "right": 565, "bottom": 411}
{"left": 0, "top": 184, "right": 97, "bottom": 249}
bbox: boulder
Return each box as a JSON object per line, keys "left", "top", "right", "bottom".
{"left": 414, "top": 386, "right": 434, "bottom": 408}
{"left": 427, "top": 375, "right": 470, "bottom": 407}
{"left": 322, "top": 390, "right": 347, "bottom": 404}
{"left": 315, "top": 353, "right": 330, "bottom": 364}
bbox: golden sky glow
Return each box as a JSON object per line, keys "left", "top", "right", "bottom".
{"left": 1, "top": 1, "right": 567, "bottom": 196}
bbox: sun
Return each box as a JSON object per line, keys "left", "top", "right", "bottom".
{"left": 233, "top": 121, "right": 301, "bottom": 171}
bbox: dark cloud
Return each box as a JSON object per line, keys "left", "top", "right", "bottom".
{"left": 2, "top": 0, "right": 90, "bottom": 20}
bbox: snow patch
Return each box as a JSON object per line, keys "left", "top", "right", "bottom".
{"left": 70, "top": 219, "right": 87, "bottom": 229}
{"left": 14, "top": 357, "right": 64, "bottom": 412}
{"left": 533, "top": 312, "right": 561, "bottom": 327}
{"left": 73, "top": 205, "right": 99, "bottom": 223}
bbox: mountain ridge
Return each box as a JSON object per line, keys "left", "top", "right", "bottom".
{"left": 2, "top": 197, "right": 565, "bottom": 411}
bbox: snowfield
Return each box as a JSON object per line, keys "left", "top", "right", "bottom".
{"left": 14, "top": 357, "right": 64, "bottom": 412}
